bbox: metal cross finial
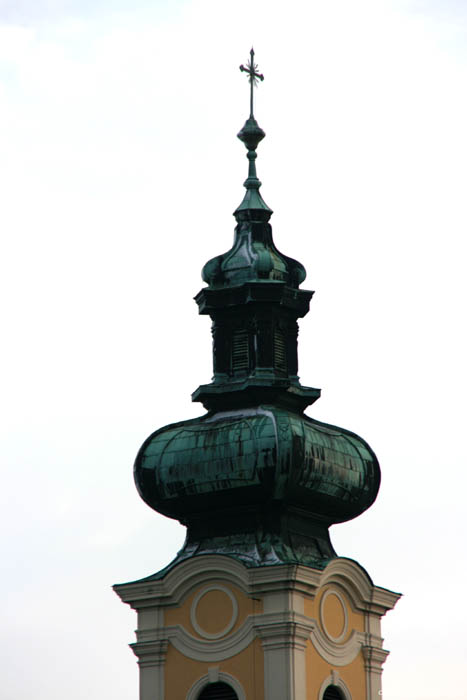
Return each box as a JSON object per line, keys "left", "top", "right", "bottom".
{"left": 240, "top": 48, "right": 264, "bottom": 118}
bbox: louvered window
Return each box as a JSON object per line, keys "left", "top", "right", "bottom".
{"left": 274, "top": 328, "right": 287, "bottom": 373}
{"left": 323, "top": 685, "right": 344, "bottom": 700}
{"left": 232, "top": 330, "right": 249, "bottom": 371}
{"left": 197, "top": 681, "right": 238, "bottom": 699}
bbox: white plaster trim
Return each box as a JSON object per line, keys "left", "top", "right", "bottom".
{"left": 249, "top": 563, "right": 321, "bottom": 598}
{"left": 257, "top": 613, "right": 314, "bottom": 700}
{"left": 255, "top": 612, "right": 314, "bottom": 652}
{"left": 187, "top": 671, "right": 246, "bottom": 700}
{"left": 130, "top": 639, "right": 168, "bottom": 667}
{"left": 310, "top": 620, "right": 365, "bottom": 666}
{"left": 362, "top": 645, "right": 390, "bottom": 672}
{"left": 190, "top": 585, "right": 238, "bottom": 640}
{"left": 166, "top": 618, "right": 256, "bottom": 662}
{"left": 319, "top": 588, "right": 348, "bottom": 643}
{"left": 207, "top": 666, "right": 219, "bottom": 683}
{"left": 318, "top": 671, "right": 352, "bottom": 700}
{"left": 319, "top": 559, "right": 401, "bottom": 616}
{"left": 137, "top": 611, "right": 314, "bottom": 663}
{"left": 115, "top": 555, "right": 251, "bottom": 610}
{"left": 115, "top": 556, "right": 400, "bottom": 621}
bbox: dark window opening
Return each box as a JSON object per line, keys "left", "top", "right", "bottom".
{"left": 323, "top": 685, "right": 345, "bottom": 700}
{"left": 197, "top": 681, "right": 238, "bottom": 700}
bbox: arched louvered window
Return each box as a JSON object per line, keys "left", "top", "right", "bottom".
{"left": 231, "top": 329, "right": 249, "bottom": 372}
{"left": 273, "top": 328, "right": 287, "bottom": 373}
{"left": 323, "top": 685, "right": 345, "bottom": 700}
{"left": 197, "top": 681, "right": 238, "bottom": 700}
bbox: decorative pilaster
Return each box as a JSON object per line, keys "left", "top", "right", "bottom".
{"left": 362, "top": 643, "right": 390, "bottom": 699}
{"left": 130, "top": 640, "right": 168, "bottom": 700}
{"left": 256, "top": 614, "right": 314, "bottom": 700}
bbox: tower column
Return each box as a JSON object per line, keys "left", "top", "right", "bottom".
{"left": 362, "top": 643, "right": 390, "bottom": 699}
{"left": 252, "top": 564, "right": 316, "bottom": 700}
{"left": 257, "top": 616, "right": 313, "bottom": 699}
{"left": 131, "top": 640, "right": 168, "bottom": 700}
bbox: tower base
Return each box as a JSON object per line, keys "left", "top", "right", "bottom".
{"left": 114, "top": 555, "right": 400, "bottom": 700}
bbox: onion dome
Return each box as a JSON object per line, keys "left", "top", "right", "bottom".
{"left": 201, "top": 113, "right": 306, "bottom": 290}
{"left": 135, "top": 407, "right": 380, "bottom": 570}
{"left": 133, "top": 50, "right": 380, "bottom": 574}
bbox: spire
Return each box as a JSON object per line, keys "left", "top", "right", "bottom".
{"left": 235, "top": 48, "right": 272, "bottom": 220}
{"left": 196, "top": 48, "right": 316, "bottom": 411}
{"left": 239, "top": 47, "right": 264, "bottom": 119}
{"left": 131, "top": 51, "right": 381, "bottom": 573}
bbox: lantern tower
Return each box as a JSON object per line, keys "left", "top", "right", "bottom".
{"left": 114, "top": 50, "right": 400, "bottom": 700}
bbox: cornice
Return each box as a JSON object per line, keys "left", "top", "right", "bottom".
{"left": 255, "top": 612, "right": 314, "bottom": 651}
{"left": 114, "top": 555, "right": 251, "bottom": 609}
{"left": 130, "top": 639, "right": 168, "bottom": 668}
{"left": 319, "top": 558, "right": 401, "bottom": 615}
{"left": 249, "top": 563, "right": 321, "bottom": 598}
{"left": 362, "top": 644, "right": 390, "bottom": 673}
{"left": 115, "top": 556, "right": 400, "bottom": 619}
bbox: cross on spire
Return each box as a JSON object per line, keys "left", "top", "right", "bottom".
{"left": 240, "top": 48, "right": 264, "bottom": 118}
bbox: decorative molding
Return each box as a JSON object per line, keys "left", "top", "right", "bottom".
{"left": 124, "top": 558, "right": 399, "bottom": 670}
{"left": 208, "top": 666, "right": 219, "bottom": 683}
{"left": 187, "top": 671, "right": 246, "bottom": 700}
{"left": 115, "top": 555, "right": 401, "bottom": 700}
{"left": 115, "top": 556, "right": 400, "bottom": 622}
{"left": 319, "top": 559, "right": 401, "bottom": 616}
{"left": 116, "top": 557, "right": 325, "bottom": 610}
{"left": 190, "top": 585, "right": 238, "bottom": 640}
{"left": 249, "top": 563, "right": 321, "bottom": 599}
{"left": 255, "top": 613, "right": 314, "bottom": 652}
{"left": 259, "top": 614, "right": 312, "bottom": 700}
{"left": 133, "top": 611, "right": 317, "bottom": 663}
{"left": 362, "top": 645, "right": 390, "bottom": 674}
{"left": 130, "top": 640, "right": 168, "bottom": 668}
{"left": 318, "top": 672, "right": 352, "bottom": 700}
{"left": 319, "top": 588, "right": 349, "bottom": 643}
{"left": 115, "top": 555, "right": 251, "bottom": 610}
{"left": 164, "top": 618, "right": 256, "bottom": 663}
{"left": 174, "top": 611, "right": 313, "bottom": 661}
{"left": 310, "top": 621, "right": 364, "bottom": 666}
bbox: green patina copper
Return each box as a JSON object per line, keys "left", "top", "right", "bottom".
{"left": 201, "top": 220, "right": 306, "bottom": 289}
{"left": 131, "top": 51, "right": 381, "bottom": 577}
{"left": 135, "top": 406, "right": 379, "bottom": 572}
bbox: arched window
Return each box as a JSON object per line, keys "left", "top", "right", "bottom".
{"left": 323, "top": 685, "right": 345, "bottom": 700}
{"left": 197, "top": 681, "right": 238, "bottom": 700}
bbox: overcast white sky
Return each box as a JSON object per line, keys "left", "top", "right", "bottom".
{"left": 1, "top": 1, "right": 467, "bottom": 699}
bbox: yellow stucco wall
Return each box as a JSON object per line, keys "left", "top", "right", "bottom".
{"left": 161, "top": 576, "right": 370, "bottom": 699}
{"left": 305, "top": 585, "right": 366, "bottom": 698}
{"left": 165, "top": 638, "right": 264, "bottom": 699}
{"left": 305, "top": 643, "right": 366, "bottom": 699}
{"left": 164, "top": 581, "right": 264, "bottom": 699}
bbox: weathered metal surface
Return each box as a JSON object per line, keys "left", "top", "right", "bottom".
{"left": 134, "top": 406, "right": 380, "bottom": 570}
{"left": 131, "top": 52, "right": 381, "bottom": 574}
{"left": 240, "top": 47, "right": 264, "bottom": 120}
{"left": 136, "top": 407, "right": 378, "bottom": 521}
{"left": 195, "top": 54, "right": 318, "bottom": 413}
{"left": 202, "top": 221, "right": 306, "bottom": 289}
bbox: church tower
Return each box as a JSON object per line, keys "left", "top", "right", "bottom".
{"left": 114, "top": 50, "right": 400, "bottom": 700}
